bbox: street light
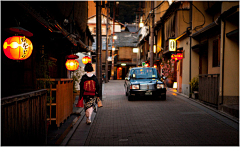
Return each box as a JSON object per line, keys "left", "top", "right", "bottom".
{"left": 153, "top": 45, "right": 156, "bottom": 53}
{"left": 112, "top": 46, "right": 115, "bottom": 51}
{"left": 139, "top": 16, "right": 144, "bottom": 28}
{"left": 133, "top": 48, "right": 138, "bottom": 53}
{"left": 113, "top": 35, "right": 117, "bottom": 40}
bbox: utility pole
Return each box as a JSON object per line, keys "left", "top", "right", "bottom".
{"left": 150, "top": 1, "right": 154, "bottom": 67}
{"left": 105, "top": 3, "right": 109, "bottom": 83}
{"left": 96, "top": 1, "right": 102, "bottom": 100}
{"left": 111, "top": 1, "right": 115, "bottom": 80}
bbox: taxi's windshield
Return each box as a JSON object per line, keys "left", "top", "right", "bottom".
{"left": 130, "top": 68, "right": 158, "bottom": 79}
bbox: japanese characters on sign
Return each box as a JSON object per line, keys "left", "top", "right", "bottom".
{"left": 169, "top": 39, "right": 176, "bottom": 52}
{"left": 171, "top": 53, "right": 183, "bottom": 60}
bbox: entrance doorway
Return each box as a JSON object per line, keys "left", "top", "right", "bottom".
{"left": 199, "top": 44, "right": 208, "bottom": 74}
{"left": 117, "top": 67, "right": 122, "bottom": 80}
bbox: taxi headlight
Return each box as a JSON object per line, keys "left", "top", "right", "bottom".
{"left": 157, "top": 84, "right": 164, "bottom": 89}
{"left": 130, "top": 84, "right": 140, "bottom": 89}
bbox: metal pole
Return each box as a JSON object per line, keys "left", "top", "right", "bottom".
{"left": 150, "top": 1, "right": 154, "bottom": 67}
{"left": 111, "top": 1, "right": 115, "bottom": 80}
{"left": 105, "top": 4, "right": 109, "bottom": 83}
{"left": 96, "top": 1, "right": 102, "bottom": 100}
{"left": 189, "top": 1, "right": 192, "bottom": 97}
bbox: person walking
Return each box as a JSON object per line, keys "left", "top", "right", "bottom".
{"left": 79, "top": 63, "right": 100, "bottom": 125}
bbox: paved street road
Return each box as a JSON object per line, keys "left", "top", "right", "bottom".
{"left": 69, "top": 80, "right": 239, "bottom": 146}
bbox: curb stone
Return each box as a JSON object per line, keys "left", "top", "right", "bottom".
{"left": 60, "top": 108, "right": 85, "bottom": 146}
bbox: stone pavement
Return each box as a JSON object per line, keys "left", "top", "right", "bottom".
{"left": 61, "top": 80, "right": 239, "bottom": 146}
{"left": 167, "top": 87, "right": 239, "bottom": 124}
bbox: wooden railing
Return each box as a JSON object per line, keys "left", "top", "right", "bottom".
{"left": 37, "top": 78, "right": 73, "bottom": 127}
{"left": 199, "top": 74, "right": 220, "bottom": 107}
{"left": 1, "top": 89, "right": 48, "bottom": 146}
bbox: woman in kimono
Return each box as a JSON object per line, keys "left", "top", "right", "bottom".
{"left": 79, "top": 63, "right": 100, "bottom": 124}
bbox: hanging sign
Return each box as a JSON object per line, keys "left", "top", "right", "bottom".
{"left": 171, "top": 53, "right": 183, "bottom": 60}
{"left": 169, "top": 38, "right": 176, "bottom": 51}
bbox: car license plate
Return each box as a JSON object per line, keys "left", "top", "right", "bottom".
{"left": 145, "top": 91, "right": 152, "bottom": 95}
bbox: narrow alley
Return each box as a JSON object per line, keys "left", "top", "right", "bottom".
{"left": 64, "top": 80, "right": 238, "bottom": 146}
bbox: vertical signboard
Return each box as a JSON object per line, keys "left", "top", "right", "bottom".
{"left": 169, "top": 38, "right": 176, "bottom": 51}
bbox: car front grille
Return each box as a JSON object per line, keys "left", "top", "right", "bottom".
{"left": 140, "top": 84, "right": 155, "bottom": 90}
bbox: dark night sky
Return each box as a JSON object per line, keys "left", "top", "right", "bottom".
{"left": 110, "top": 1, "right": 140, "bottom": 24}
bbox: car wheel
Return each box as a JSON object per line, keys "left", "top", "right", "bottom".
{"left": 128, "top": 95, "right": 133, "bottom": 101}
{"left": 161, "top": 94, "right": 166, "bottom": 100}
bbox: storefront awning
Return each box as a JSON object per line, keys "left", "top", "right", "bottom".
{"left": 192, "top": 22, "right": 219, "bottom": 39}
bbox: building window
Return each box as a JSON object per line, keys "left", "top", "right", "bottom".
{"left": 212, "top": 37, "right": 220, "bottom": 67}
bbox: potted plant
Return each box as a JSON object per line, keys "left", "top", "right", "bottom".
{"left": 71, "top": 69, "right": 81, "bottom": 102}
{"left": 35, "top": 54, "right": 56, "bottom": 128}
{"left": 36, "top": 54, "right": 56, "bottom": 101}
{"left": 190, "top": 77, "right": 199, "bottom": 99}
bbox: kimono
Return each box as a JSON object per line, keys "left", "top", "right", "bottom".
{"left": 79, "top": 72, "right": 100, "bottom": 111}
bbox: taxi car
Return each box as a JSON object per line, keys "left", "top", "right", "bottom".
{"left": 124, "top": 67, "right": 166, "bottom": 101}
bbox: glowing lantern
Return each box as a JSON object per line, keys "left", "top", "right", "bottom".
{"left": 65, "top": 59, "right": 79, "bottom": 71}
{"left": 113, "top": 35, "right": 117, "bottom": 40}
{"left": 139, "top": 16, "right": 144, "bottom": 28}
{"left": 169, "top": 38, "right": 176, "bottom": 51}
{"left": 3, "top": 36, "right": 33, "bottom": 60}
{"left": 82, "top": 56, "right": 91, "bottom": 64}
{"left": 175, "top": 53, "right": 183, "bottom": 60}
{"left": 171, "top": 53, "right": 183, "bottom": 61}
{"left": 173, "top": 82, "right": 177, "bottom": 89}
{"left": 145, "top": 63, "right": 149, "bottom": 67}
{"left": 112, "top": 46, "right": 115, "bottom": 51}
{"left": 154, "top": 64, "right": 157, "bottom": 68}
{"left": 139, "top": 22, "right": 144, "bottom": 28}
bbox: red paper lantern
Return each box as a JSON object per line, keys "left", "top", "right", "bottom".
{"left": 171, "top": 53, "right": 183, "bottom": 60}
{"left": 82, "top": 56, "right": 91, "bottom": 64}
{"left": 175, "top": 53, "right": 183, "bottom": 60}
{"left": 3, "top": 36, "right": 33, "bottom": 60}
{"left": 65, "top": 59, "right": 79, "bottom": 71}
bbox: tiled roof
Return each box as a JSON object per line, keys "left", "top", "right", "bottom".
{"left": 125, "top": 24, "right": 139, "bottom": 33}
{"left": 113, "top": 32, "right": 138, "bottom": 47}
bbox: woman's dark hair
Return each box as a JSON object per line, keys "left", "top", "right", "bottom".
{"left": 84, "top": 63, "right": 94, "bottom": 72}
